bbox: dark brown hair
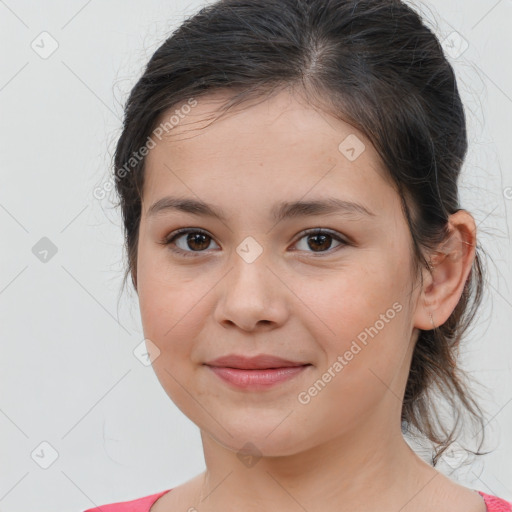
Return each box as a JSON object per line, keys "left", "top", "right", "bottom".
{"left": 112, "top": 0, "right": 491, "bottom": 465}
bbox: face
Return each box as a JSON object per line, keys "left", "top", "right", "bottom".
{"left": 136, "top": 89, "right": 423, "bottom": 457}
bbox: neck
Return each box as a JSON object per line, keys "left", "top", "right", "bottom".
{"left": 195, "top": 416, "right": 437, "bottom": 512}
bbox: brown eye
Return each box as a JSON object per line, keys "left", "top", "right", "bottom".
{"left": 180, "top": 232, "right": 211, "bottom": 251}
{"left": 161, "top": 227, "right": 349, "bottom": 259}
{"left": 162, "top": 228, "right": 219, "bottom": 257}
{"left": 293, "top": 229, "right": 348, "bottom": 254}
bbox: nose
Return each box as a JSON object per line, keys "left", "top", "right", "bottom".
{"left": 213, "top": 246, "right": 289, "bottom": 332}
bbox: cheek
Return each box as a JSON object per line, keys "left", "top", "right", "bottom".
{"left": 308, "top": 259, "right": 410, "bottom": 371}
{"left": 137, "top": 261, "right": 217, "bottom": 368}
{"left": 137, "top": 242, "right": 188, "bottom": 336}
{"left": 296, "top": 284, "right": 409, "bottom": 435}
{"left": 139, "top": 282, "right": 202, "bottom": 352}
{"left": 137, "top": 265, "right": 209, "bottom": 412}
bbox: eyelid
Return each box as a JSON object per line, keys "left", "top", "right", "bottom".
{"left": 291, "top": 227, "right": 350, "bottom": 250}
{"left": 160, "top": 227, "right": 351, "bottom": 258}
{"left": 159, "top": 227, "right": 217, "bottom": 258}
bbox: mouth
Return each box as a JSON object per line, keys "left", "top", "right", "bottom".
{"left": 204, "top": 353, "right": 311, "bottom": 370}
{"left": 203, "top": 353, "right": 312, "bottom": 390}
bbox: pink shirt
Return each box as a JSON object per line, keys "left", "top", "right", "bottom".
{"left": 83, "top": 489, "right": 512, "bottom": 511}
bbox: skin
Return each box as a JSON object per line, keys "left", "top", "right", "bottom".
{"left": 134, "top": 89, "right": 485, "bottom": 512}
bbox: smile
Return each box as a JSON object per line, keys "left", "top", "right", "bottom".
{"left": 206, "top": 365, "right": 311, "bottom": 390}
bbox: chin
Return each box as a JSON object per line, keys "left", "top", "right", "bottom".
{"left": 204, "top": 420, "right": 312, "bottom": 459}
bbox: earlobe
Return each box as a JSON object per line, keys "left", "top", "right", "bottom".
{"left": 414, "top": 269, "right": 437, "bottom": 331}
{"left": 413, "top": 210, "right": 476, "bottom": 332}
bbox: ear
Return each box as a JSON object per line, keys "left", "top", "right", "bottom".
{"left": 413, "top": 210, "right": 477, "bottom": 330}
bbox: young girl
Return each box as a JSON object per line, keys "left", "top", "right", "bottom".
{"left": 85, "top": 0, "right": 511, "bottom": 510}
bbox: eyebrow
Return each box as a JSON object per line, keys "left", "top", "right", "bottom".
{"left": 146, "top": 195, "right": 376, "bottom": 223}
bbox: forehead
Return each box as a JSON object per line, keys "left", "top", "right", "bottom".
{"left": 143, "top": 89, "right": 398, "bottom": 217}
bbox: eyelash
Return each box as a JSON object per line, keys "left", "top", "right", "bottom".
{"left": 159, "top": 227, "right": 350, "bottom": 259}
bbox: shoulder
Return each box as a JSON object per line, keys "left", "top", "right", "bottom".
{"left": 82, "top": 489, "right": 172, "bottom": 512}
{"left": 478, "top": 491, "right": 512, "bottom": 512}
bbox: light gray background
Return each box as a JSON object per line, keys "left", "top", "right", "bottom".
{"left": 0, "top": 1, "right": 511, "bottom": 511}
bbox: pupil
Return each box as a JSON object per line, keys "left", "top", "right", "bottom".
{"left": 188, "top": 233, "right": 210, "bottom": 251}
{"left": 309, "top": 234, "right": 330, "bottom": 251}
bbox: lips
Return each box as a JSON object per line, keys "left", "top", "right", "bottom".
{"left": 204, "top": 354, "right": 310, "bottom": 370}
